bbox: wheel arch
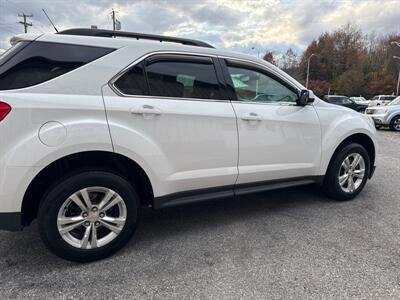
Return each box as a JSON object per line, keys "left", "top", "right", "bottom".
{"left": 21, "top": 151, "right": 154, "bottom": 226}
{"left": 326, "top": 133, "right": 375, "bottom": 178}
{"left": 388, "top": 113, "right": 400, "bottom": 127}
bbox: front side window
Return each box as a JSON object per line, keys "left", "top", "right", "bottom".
{"left": 226, "top": 64, "right": 298, "bottom": 103}
{"left": 0, "top": 41, "right": 115, "bottom": 90}
{"left": 145, "top": 58, "right": 221, "bottom": 99}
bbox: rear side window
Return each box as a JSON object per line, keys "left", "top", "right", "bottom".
{"left": 0, "top": 41, "right": 114, "bottom": 90}
{"left": 114, "top": 62, "right": 147, "bottom": 95}
{"left": 115, "top": 55, "right": 222, "bottom": 100}
{"left": 145, "top": 59, "right": 221, "bottom": 99}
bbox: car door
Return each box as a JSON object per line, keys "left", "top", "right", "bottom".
{"left": 102, "top": 54, "right": 238, "bottom": 198}
{"left": 221, "top": 58, "right": 322, "bottom": 185}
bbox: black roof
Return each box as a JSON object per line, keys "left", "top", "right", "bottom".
{"left": 57, "top": 28, "right": 214, "bottom": 48}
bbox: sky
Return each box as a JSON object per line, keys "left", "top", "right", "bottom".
{"left": 0, "top": 0, "right": 400, "bottom": 56}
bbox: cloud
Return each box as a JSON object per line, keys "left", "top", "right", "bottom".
{"left": 0, "top": 0, "right": 399, "bottom": 55}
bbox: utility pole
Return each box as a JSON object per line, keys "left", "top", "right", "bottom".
{"left": 18, "top": 13, "right": 33, "bottom": 33}
{"left": 392, "top": 42, "right": 400, "bottom": 96}
{"left": 306, "top": 53, "right": 316, "bottom": 89}
{"left": 111, "top": 8, "right": 117, "bottom": 32}
{"left": 393, "top": 56, "right": 400, "bottom": 96}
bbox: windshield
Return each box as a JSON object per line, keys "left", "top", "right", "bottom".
{"left": 372, "top": 96, "right": 379, "bottom": 100}
{"left": 389, "top": 97, "right": 400, "bottom": 106}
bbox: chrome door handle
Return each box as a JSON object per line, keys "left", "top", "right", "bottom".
{"left": 130, "top": 105, "right": 162, "bottom": 116}
{"left": 241, "top": 112, "right": 262, "bottom": 121}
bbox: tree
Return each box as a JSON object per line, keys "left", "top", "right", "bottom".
{"left": 281, "top": 48, "right": 301, "bottom": 80}
{"left": 262, "top": 51, "right": 276, "bottom": 65}
{"left": 306, "top": 80, "right": 331, "bottom": 98}
{"left": 299, "top": 24, "right": 366, "bottom": 83}
{"left": 334, "top": 70, "right": 366, "bottom": 96}
{"left": 260, "top": 24, "right": 399, "bottom": 97}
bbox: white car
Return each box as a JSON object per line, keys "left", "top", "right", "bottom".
{"left": 366, "top": 96, "right": 400, "bottom": 130}
{"left": 0, "top": 29, "right": 377, "bottom": 261}
{"left": 368, "top": 95, "right": 397, "bottom": 107}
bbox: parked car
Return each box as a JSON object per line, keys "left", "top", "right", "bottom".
{"left": 365, "top": 96, "right": 400, "bottom": 131}
{"left": 0, "top": 29, "right": 377, "bottom": 261}
{"left": 368, "top": 95, "right": 397, "bottom": 107}
{"left": 323, "top": 95, "right": 368, "bottom": 112}
{"left": 350, "top": 96, "right": 369, "bottom": 105}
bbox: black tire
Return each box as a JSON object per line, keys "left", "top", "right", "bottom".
{"left": 389, "top": 115, "right": 400, "bottom": 131}
{"left": 375, "top": 125, "right": 382, "bottom": 129}
{"left": 323, "top": 143, "right": 370, "bottom": 201}
{"left": 38, "top": 171, "right": 140, "bottom": 262}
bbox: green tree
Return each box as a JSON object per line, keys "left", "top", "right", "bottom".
{"left": 334, "top": 70, "right": 365, "bottom": 96}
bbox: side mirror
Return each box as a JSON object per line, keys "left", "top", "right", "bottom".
{"left": 308, "top": 90, "right": 315, "bottom": 103}
{"left": 297, "top": 89, "right": 315, "bottom": 106}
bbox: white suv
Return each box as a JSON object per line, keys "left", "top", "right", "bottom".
{"left": 0, "top": 29, "right": 377, "bottom": 261}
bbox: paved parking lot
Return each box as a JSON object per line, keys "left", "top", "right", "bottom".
{"left": 0, "top": 130, "right": 399, "bottom": 299}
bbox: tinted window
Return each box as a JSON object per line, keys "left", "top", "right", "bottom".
{"left": 0, "top": 41, "right": 114, "bottom": 90}
{"left": 328, "top": 96, "right": 350, "bottom": 104}
{"left": 342, "top": 97, "right": 352, "bottom": 104}
{"left": 227, "top": 65, "right": 298, "bottom": 103}
{"left": 114, "top": 62, "right": 147, "bottom": 95}
{"left": 327, "top": 97, "right": 340, "bottom": 104}
{"left": 145, "top": 58, "right": 221, "bottom": 99}
{"left": 382, "top": 96, "right": 395, "bottom": 100}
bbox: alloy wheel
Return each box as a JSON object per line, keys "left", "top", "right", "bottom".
{"left": 393, "top": 118, "right": 400, "bottom": 131}
{"left": 57, "top": 187, "right": 127, "bottom": 249}
{"left": 338, "top": 153, "right": 366, "bottom": 193}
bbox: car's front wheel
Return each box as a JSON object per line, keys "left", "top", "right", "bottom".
{"left": 38, "top": 171, "right": 139, "bottom": 262}
{"left": 390, "top": 115, "right": 400, "bottom": 131}
{"left": 323, "top": 143, "right": 370, "bottom": 201}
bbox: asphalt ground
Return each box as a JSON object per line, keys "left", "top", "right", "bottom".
{"left": 0, "top": 130, "right": 399, "bottom": 299}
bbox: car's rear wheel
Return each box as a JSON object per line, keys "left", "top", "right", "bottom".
{"left": 323, "top": 143, "right": 370, "bottom": 201}
{"left": 390, "top": 116, "right": 400, "bottom": 131}
{"left": 38, "top": 171, "right": 139, "bottom": 262}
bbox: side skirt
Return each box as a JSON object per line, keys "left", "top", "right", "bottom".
{"left": 154, "top": 176, "right": 324, "bottom": 209}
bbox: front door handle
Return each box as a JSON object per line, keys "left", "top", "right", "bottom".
{"left": 130, "top": 105, "right": 162, "bottom": 117}
{"left": 241, "top": 112, "right": 262, "bottom": 121}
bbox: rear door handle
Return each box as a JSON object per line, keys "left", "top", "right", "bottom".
{"left": 130, "top": 105, "right": 162, "bottom": 117}
{"left": 241, "top": 112, "right": 262, "bottom": 121}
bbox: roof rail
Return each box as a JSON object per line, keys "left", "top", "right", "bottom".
{"left": 57, "top": 28, "right": 214, "bottom": 48}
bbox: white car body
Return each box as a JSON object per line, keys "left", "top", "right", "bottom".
{"left": 368, "top": 95, "right": 397, "bottom": 107}
{"left": 0, "top": 31, "right": 377, "bottom": 232}
{"left": 366, "top": 96, "right": 400, "bottom": 130}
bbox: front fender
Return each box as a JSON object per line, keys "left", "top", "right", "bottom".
{"left": 315, "top": 103, "right": 377, "bottom": 175}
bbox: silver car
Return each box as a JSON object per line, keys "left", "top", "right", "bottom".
{"left": 366, "top": 96, "right": 400, "bottom": 131}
